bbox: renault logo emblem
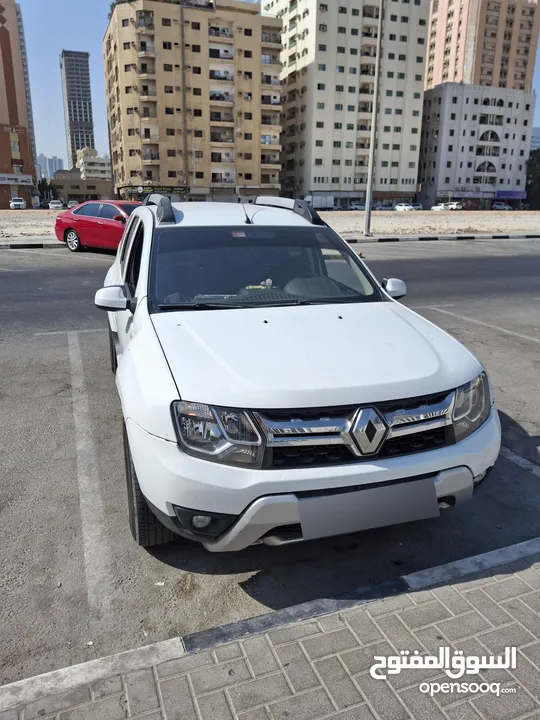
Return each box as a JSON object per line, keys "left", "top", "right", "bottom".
{"left": 351, "top": 408, "right": 387, "bottom": 455}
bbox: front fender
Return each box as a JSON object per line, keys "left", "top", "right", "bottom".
{"left": 115, "top": 305, "right": 178, "bottom": 441}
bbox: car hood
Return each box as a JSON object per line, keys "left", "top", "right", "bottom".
{"left": 151, "top": 301, "right": 482, "bottom": 409}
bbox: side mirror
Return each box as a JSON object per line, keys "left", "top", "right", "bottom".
{"left": 383, "top": 278, "right": 407, "bottom": 300}
{"left": 113, "top": 214, "right": 126, "bottom": 223}
{"left": 95, "top": 285, "right": 128, "bottom": 311}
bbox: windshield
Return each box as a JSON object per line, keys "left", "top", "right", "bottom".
{"left": 117, "top": 203, "right": 138, "bottom": 216}
{"left": 150, "top": 226, "right": 383, "bottom": 311}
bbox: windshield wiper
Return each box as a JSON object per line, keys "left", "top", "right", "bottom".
{"left": 264, "top": 297, "right": 365, "bottom": 307}
{"left": 158, "top": 302, "right": 247, "bottom": 311}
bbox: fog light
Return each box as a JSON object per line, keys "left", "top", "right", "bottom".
{"left": 191, "top": 515, "right": 212, "bottom": 529}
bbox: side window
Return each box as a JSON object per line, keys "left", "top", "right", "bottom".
{"left": 101, "top": 203, "right": 118, "bottom": 219}
{"left": 81, "top": 202, "right": 101, "bottom": 217}
{"left": 119, "top": 217, "right": 140, "bottom": 271}
{"left": 124, "top": 224, "right": 145, "bottom": 297}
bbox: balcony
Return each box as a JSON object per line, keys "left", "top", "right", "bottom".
{"left": 141, "top": 133, "right": 159, "bottom": 143}
{"left": 209, "top": 70, "right": 234, "bottom": 82}
{"left": 142, "top": 152, "right": 160, "bottom": 164}
{"left": 140, "top": 87, "right": 157, "bottom": 100}
{"left": 210, "top": 129, "right": 234, "bottom": 143}
{"left": 358, "top": 103, "right": 373, "bottom": 114}
{"left": 211, "top": 173, "right": 235, "bottom": 185}
{"left": 261, "top": 31, "right": 281, "bottom": 46}
{"left": 261, "top": 115, "right": 280, "bottom": 127}
{"left": 141, "top": 109, "right": 158, "bottom": 119}
{"left": 211, "top": 152, "right": 234, "bottom": 163}
{"left": 261, "top": 74, "right": 281, "bottom": 87}
{"left": 261, "top": 95, "right": 282, "bottom": 106}
{"left": 138, "top": 45, "right": 155, "bottom": 58}
{"left": 136, "top": 23, "right": 154, "bottom": 35}
{"left": 357, "top": 125, "right": 372, "bottom": 133}
{"left": 261, "top": 54, "right": 281, "bottom": 67}
{"left": 210, "top": 111, "right": 234, "bottom": 124}
{"left": 358, "top": 85, "right": 375, "bottom": 95}
{"left": 142, "top": 177, "right": 160, "bottom": 184}
{"left": 209, "top": 26, "right": 234, "bottom": 40}
{"left": 209, "top": 48, "right": 234, "bottom": 61}
{"left": 261, "top": 155, "right": 280, "bottom": 168}
{"left": 139, "top": 67, "right": 156, "bottom": 79}
{"left": 209, "top": 90, "right": 234, "bottom": 104}
{"left": 360, "top": 66, "right": 376, "bottom": 76}
{"left": 362, "top": 30, "right": 378, "bottom": 40}
{"left": 261, "top": 136, "right": 281, "bottom": 148}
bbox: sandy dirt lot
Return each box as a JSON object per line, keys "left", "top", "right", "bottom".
{"left": 1, "top": 208, "right": 540, "bottom": 238}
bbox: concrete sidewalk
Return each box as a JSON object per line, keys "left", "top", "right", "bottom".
{"left": 2, "top": 540, "right": 540, "bottom": 720}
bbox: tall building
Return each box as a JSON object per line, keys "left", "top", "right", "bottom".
{"left": 0, "top": 0, "right": 36, "bottom": 208}
{"left": 263, "top": 0, "right": 429, "bottom": 205}
{"left": 14, "top": 2, "right": 36, "bottom": 169}
{"left": 37, "top": 152, "right": 48, "bottom": 179}
{"left": 60, "top": 50, "right": 95, "bottom": 169}
{"left": 418, "top": 83, "right": 533, "bottom": 208}
{"left": 76, "top": 147, "right": 112, "bottom": 180}
{"left": 425, "top": 0, "right": 540, "bottom": 91}
{"left": 104, "top": 0, "right": 282, "bottom": 200}
{"left": 530, "top": 126, "right": 540, "bottom": 151}
{"left": 48, "top": 156, "right": 64, "bottom": 177}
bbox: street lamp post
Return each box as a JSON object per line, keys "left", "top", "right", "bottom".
{"left": 364, "top": 0, "right": 385, "bottom": 236}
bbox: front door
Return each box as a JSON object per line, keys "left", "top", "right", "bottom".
{"left": 116, "top": 220, "right": 145, "bottom": 354}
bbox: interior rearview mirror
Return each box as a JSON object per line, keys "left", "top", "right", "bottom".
{"left": 382, "top": 278, "right": 407, "bottom": 300}
{"left": 95, "top": 285, "right": 128, "bottom": 311}
{"left": 113, "top": 214, "right": 126, "bottom": 223}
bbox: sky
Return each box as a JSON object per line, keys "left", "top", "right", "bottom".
{"left": 18, "top": 0, "right": 540, "bottom": 165}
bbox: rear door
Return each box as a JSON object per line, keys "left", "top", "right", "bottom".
{"left": 97, "top": 203, "right": 125, "bottom": 249}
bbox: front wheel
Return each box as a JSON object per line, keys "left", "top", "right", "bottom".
{"left": 123, "top": 422, "right": 175, "bottom": 548}
{"left": 65, "top": 229, "right": 81, "bottom": 252}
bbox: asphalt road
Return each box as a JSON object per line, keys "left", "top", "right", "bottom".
{"left": 0, "top": 240, "right": 539, "bottom": 684}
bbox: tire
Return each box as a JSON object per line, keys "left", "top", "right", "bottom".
{"left": 65, "top": 228, "right": 81, "bottom": 252}
{"left": 109, "top": 326, "right": 117, "bottom": 374}
{"left": 123, "top": 422, "right": 175, "bottom": 547}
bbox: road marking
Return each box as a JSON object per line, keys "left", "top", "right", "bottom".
{"left": 500, "top": 446, "right": 540, "bottom": 478}
{"left": 427, "top": 307, "right": 540, "bottom": 345}
{"left": 8, "top": 249, "right": 112, "bottom": 262}
{"left": 410, "top": 303, "right": 455, "bottom": 310}
{"left": 0, "top": 266, "right": 23, "bottom": 272}
{"left": 67, "top": 331, "right": 113, "bottom": 618}
{"left": 35, "top": 328, "right": 106, "bottom": 336}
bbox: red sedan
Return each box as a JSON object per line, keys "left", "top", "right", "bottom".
{"left": 55, "top": 200, "right": 141, "bottom": 252}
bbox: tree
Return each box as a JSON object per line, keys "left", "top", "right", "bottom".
{"left": 526, "top": 148, "right": 540, "bottom": 210}
{"left": 38, "top": 178, "right": 57, "bottom": 199}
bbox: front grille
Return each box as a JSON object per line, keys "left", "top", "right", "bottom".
{"left": 265, "top": 426, "right": 453, "bottom": 470}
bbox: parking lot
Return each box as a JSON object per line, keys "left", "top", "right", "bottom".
{"left": 1, "top": 239, "right": 539, "bottom": 686}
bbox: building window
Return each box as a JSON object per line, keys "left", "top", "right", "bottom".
{"left": 316, "top": 121, "right": 324, "bottom": 128}
{"left": 244, "top": 133, "right": 253, "bottom": 139}
{"left": 413, "top": 92, "right": 421, "bottom": 99}
{"left": 164, "top": 85, "right": 174, "bottom": 93}
{"left": 391, "top": 161, "right": 399, "bottom": 167}
{"left": 401, "top": 15, "right": 409, "bottom": 22}
{"left": 394, "top": 126, "right": 402, "bottom": 132}
{"left": 244, "top": 50, "right": 252, "bottom": 58}
{"left": 244, "top": 28, "right": 252, "bottom": 36}
{"left": 416, "top": 56, "right": 423, "bottom": 62}
{"left": 168, "top": 171, "right": 177, "bottom": 178}
{"left": 192, "top": 21, "right": 200, "bottom": 29}
{"left": 193, "top": 67, "right": 201, "bottom": 74}
{"left": 351, "top": 28, "right": 359, "bottom": 35}
{"left": 400, "top": 35, "right": 407, "bottom": 41}
{"left": 162, "top": 18, "right": 171, "bottom": 26}
{"left": 318, "top": 44, "right": 327, "bottom": 51}
{"left": 381, "top": 161, "right": 389, "bottom": 167}
{"left": 415, "top": 74, "right": 422, "bottom": 81}
{"left": 338, "top": 27, "right": 347, "bottom": 34}
{"left": 166, "top": 128, "right": 175, "bottom": 135}
{"left": 245, "top": 173, "right": 253, "bottom": 180}
{"left": 388, "top": 53, "right": 395, "bottom": 59}
{"left": 316, "top": 140, "right": 324, "bottom": 146}
{"left": 195, "top": 171, "right": 204, "bottom": 178}
{"left": 335, "top": 104, "right": 343, "bottom": 110}
{"left": 317, "top": 102, "right": 325, "bottom": 109}
{"left": 167, "top": 149, "right": 176, "bottom": 157}
{"left": 315, "top": 159, "right": 323, "bottom": 165}
{"left": 165, "top": 107, "right": 174, "bottom": 114}
{"left": 193, "top": 87, "right": 202, "bottom": 96}
{"left": 318, "top": 83, "right": 326, "bottom": 90}
{"left": 392, "top": 143, "right": 400, "bottom": 149}
{"left": 334, "top": 122, "right": 342, "bottom": 129}
{"left": 122, "top": 19, "right": 129, "bottom": 26}
{"left": 332, "top": 159, "right": 341, "bottom": 165}
{"left": 398, "top": 54, "right": 406, "bottom": 61}
{"left": 418, "top": 37, "right": 425, "bottom": 44}
{"left": 164, "top": 64, "right": 173, "bottom": 72}
{"left": 398, "top": 72, "right": 405, "bottom": 79}
{"left": 193, "top": 109, "right": 202, "bottom": 117}
{"left": 390, "top": 33, "right": 397, "bottom": 40}
{"left": 337, "top": 65, "right": 345, "bottom": 73}
{"left": 318, "top": 63, "right": 326, "bottom": 70}
{"left": 124, "top": 64, "right": 132, "bottom": 71}
{"left": 128, "top": 128, "right": 135, "bottom": 136}
{"left": 123, "top": 42, "right": 130, "bottom": 50}
{"left": 334, "top": 141, "right": 342, "bottom": 148}
{"left": 387, "top": 71, "right": 394, "bottom": 78}
{"left": 163, "top": 41, "right": 172, "bottom": 49}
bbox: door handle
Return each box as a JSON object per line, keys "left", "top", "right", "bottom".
{"left": 98, "top": 221, "right": 104, "bottom": 225}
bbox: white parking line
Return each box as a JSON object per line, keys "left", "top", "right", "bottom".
{"left": 35, "top": 329, "right": 106, "bottom": 336}
{"left": 427, "top": 307, "right": 540, "bottom": 345}
{"left": 500, "top": 446, "right": 540, "bottom": 478}
{"left": 410, "top": 303, "right": 455, "bottom": 310}
{"left": 67, "top": 331, "right": 113, "bottom": 618}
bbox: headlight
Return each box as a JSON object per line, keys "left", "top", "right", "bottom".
{"left": 453, "top": 372, "right": 491, "bottom": 442}
{"left": 171, "top": 401, "right": 265, "bottom": 468}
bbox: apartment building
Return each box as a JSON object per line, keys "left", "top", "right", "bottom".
{"left": 60, "top": 51, "right": 96, "bottom": 169}
{"left": 0, "top": 0, "right": 36, "bottom": 208}
{"left": 418, "top": 83, "right": 534, "bottom": 208}
{"left": 263, "top": 0, "right": 429, "bottom": 205}
{"left": 104, "top": 0, "right": 283, "bottom": 200}
{"left": 425, "top": 0, "right": 540, "bottom": 91}
{"left": 76, "top": 148, "right": 112, "bottom": 180}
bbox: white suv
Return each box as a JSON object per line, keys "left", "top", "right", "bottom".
{"left": 95, "top": 195, "right": 501, "bottom": 552}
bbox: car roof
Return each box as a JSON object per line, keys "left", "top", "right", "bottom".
{"left": 141, "top": 201, "right": 315, "bottom": 228}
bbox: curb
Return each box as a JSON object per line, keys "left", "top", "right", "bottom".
{"left": 2, "top": 536, "right": 540, "bottom": 711}
{"left": 0, "top": 241, "right": 61, "bottom": 250}
{"left": 343, "top": 233, "right": 540, "bottom": 243}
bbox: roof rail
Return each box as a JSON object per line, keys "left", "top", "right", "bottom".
{"left": 143, "top": 193, "right": 175, "bottom": 224}
{"left": 244, "top": 196, "right": 326, "bottom": 226}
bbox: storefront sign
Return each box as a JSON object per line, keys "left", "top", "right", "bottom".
{"left": 496, "top": 191, "right": 526, "bottom": 199}
{"left": 0, "top": 174, "right": 33, "bottom": 186}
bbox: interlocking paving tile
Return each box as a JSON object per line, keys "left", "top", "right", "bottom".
{"left": 276, "top": 642, "right": 319, "bottom": 692}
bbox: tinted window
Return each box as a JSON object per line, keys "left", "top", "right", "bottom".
{"left": 101, "top": 203, "right": 119, "bottom": 219}
{"left": 150, "top": 227, "right": 381, "bottom": 310}
{"left": 81, "top": 203, "right": 102, "bottom": 217}
{"left": 117, "top": 203, "right": 139, "bottom": 216}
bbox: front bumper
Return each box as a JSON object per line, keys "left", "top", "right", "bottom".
{"left": 126, "top": 406, "right": 501, "bottom": 551}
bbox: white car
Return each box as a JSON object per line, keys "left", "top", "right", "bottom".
{"left": 9, "top": 197, "right": 26, "bottom": 210}
{"left": 411, "top": 203, "right": 423, "bottom": 211}
{"left": 394, "top": 203, "right": 415, "bottom": 212}
{"left": 492, "top": 201, "right": 513, "bottom": 211}
{"left": 94, "top": 195, "right": 501, "bottom": 551}
{"left": 447, "top": 202, "right": 463, "bottom": 211}
{"left": 350, "top": 203, "right": 366, "bottom": 211}
{"left": 49, "top": 199, "right": 64, "bottom": 210}
{"left": 431, "top": 203, "right": 447, "bottom": 211}
{"left": 67, "top": 200, "right": 80, "bottom": 209}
